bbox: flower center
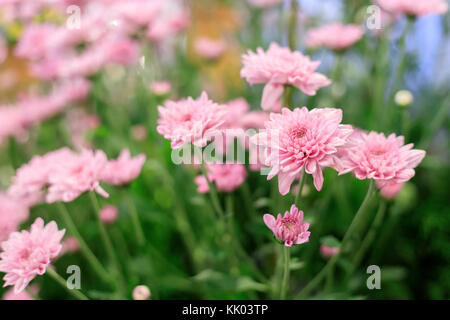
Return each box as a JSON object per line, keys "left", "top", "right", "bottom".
{"left": 290, "top": 126, "right": 307, "bottom": 139}
{"left": 281, "top": 217, "right": 296, "bottom": 230}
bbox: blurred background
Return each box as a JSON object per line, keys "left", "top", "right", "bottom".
{"left": 0, "top": 0, "right": 449, "bottom": 299}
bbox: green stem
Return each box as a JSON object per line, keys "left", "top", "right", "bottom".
{"left": 46, "top": 268, "right": 89, "bottom": 300}
{"left": 241, "top": 181, "right": 256, "bottom": 220}
{"left": 280, "top": 245, "right": 291, "bottom": 299}
{"left": 296, "top": 180, "right": 375, "bottom": 299}
{"left": 200, "top": 161, "right": 225, "bottom": 219}
{"left": 55, "top": 202, "right": 111, "bottom": 284}
{"left": 287, "top": 0, "right": 298, "bottom": 51}
{"left": 125, "top": 194, "right": 146, "bottom": 246}
{"left": 294, "top": 168, "right": 306, "bottom": 208}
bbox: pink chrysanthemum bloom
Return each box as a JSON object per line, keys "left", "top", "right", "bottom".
{"left": 252, "top": 107, "right": 353, "bottom": 195}
{"left": 376, "top": 0, "right": 448, "bottom": 17}
{"left": 306, "top": 23, "right": 364, "bottom": 51}
{"left": 99, "top": 205, "right": 118, "bottom": 224}
{"left": 263, "top": 204, "right": 310, "bottom": 247}
{"left": 194, "top": 163, "right": 247, "bottom": 193}
{"left": 241, "top": 43, "right": 331, "bottom": 111}
{"left": 338, "top": 132, "right": 426, "bottom": 186}
{"left": 46, "top": 149, "right": 109, "bottom": 203}
{"left": 2, "top": 284, "right": 39, "bottom": 300}
{"left": 377, "top": 181, "right": 404, "bottom": 199}
{"left": 157, "top": 91, "right": 225, "bottom": 149}
{"left": 0, "top": 194, "right": 29, "bottom": 242}
{"left": 0, "top": 218, "right": 65, "bottom": 294}
{"left": 101, "top": 149, "right": 146, "bottom": 186}
{"left": 194, "top": 37, "right": 227, "bottom": 59}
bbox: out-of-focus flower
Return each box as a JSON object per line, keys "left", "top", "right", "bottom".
{"left": 263, "top": 204, "right": 310, "bottom": 247}
{"left": 157, "top": 91, "right": 225, "bottom": 149}
{"left": 99, "top": 205, "right": 118, "bottom": 224}
{"left": 133, "top": 285, "right": 151, "bottom": 300}
{"left": 394, "top": 90, "right": 413, "bottom": 107}
{"left": 67, "top": 109, "right": 100, "bottom": 151}
{"left": 0, "top": 35, "right": 7, "bottom": 64}
{"left": 2, "top": 284, "right": 39, "bottom": 300}
{"left": 320, "top": 245, "right": 340, "bottom": 258}
{"left": 338, "top": 131, "right": 426, "bottom": 186}
{"left": 376, "top": 0, "right": 448, "bottom": 17}
{"left": 195, "top": 163, "right": 247, "bottom": 193}
{"left": 101, "top": 149, "right": 146, "bottom": 186}
{"left": 241, "top": 43, "right": 331, "bottom": 111}
{"left": 377, "top": 181, "right": 405, "bottom": 199}
{"left": 60, "top": 236, "right": 80, "bottom": 255}
{"left": 251, "top": 107, "right": 353, "bottom": 195}
{"left": 46, "top": 149, "right": 110, "bottom": 203}
{"left": 248, "top": 0, "right": 284, "bottom": 8}
{"left": 0, "top": 194, "right": 29, "bottom": 242}
{"left": 0, "top": 218, "right": 65, "bottom": 294}
{"left": 131, "top": 125, "right": 148, "bottom": 141}
{"left": 147, "top": 4, "right": 189, "bottom": 42}
{"left": 306, "top": 23, "right": 364, "bottom": 51}
{"left": 194, "top": 37, "right": 227, "bottom": 60}
{"left": 150, "top": 81, "right": 172, "bottom": 96}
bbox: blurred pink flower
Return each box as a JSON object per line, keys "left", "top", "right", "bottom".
{"left": 263, "top": 204, "right": 310, "bottom": 247}
{"left": 252, "top": 107, "right": 353, "bottom": 195}
{"left": 99, "top": 205, "right": 118, "bottom": 224}
{"left": 157, "top": 91, "right": 225, "bottom": 149}
{"left": 338, "top": 132, "right": 426, "bottom": 186}
{"left": 241, "top": 43, "right": 331, "bottom": 111}
{"left": 195, "top": 163, "right": 247, "bottom": 193}
{"left": 46, "top": 149, "right": 110, "bottom": 203}
{"left": 150, "top": 81, "right": 172, "bottom": 96}
{"left": 320, "top": 245, "right": 339, "bottom": 258}
{"left": 306, "top": 23, "right": 364, "bottom": 50}
{"left": 2, "top": 284, "right": 39, "bottom": 300}
{"left": 376, "top": 0, "right": 448, "bottom": 17}
{"left": 131, "top": 125, "right": 148, "bottom": 141}
{"left": 101, "top": 149, "right": 146, "bottom": 186}
{"left": 106, "top": 37, "right": 139, "bottom": 66}
{"left": 0, "top": 218, "right": 65, "bottom": 294}
{"left": 248, "top": 0, "right": 283, "bottom": 8}
{"left": 0, "top": 194, "right": 29, "bottom": 242}
{"left": 377, "top": 181, "right": 404, "bottom": 199}
{"left": 0, "top": 35, "right": 7, "bottom": 64}
{"left": 60, "top": 236, "right": 80, "bottom": 255}
{"left": 194, "top": 37, "right": 227, "bottom": 59}
{"left": 133, "top": 285, "right": 151, "bottom": 300}
{"left": 240, "top": 111, "right": 270, "bottom": 129}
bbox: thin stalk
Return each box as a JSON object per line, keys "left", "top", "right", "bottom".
{"left": 241, "top": 181, "right": 256, "bottom": 219}
{"left": 46, "top": 267, "right": 89, "bottom": 300}
{"left": 287, "top": 0, "right": 298, "bottom": 51}
{"left": 280, "top": 245, "right": 291, "bottom": 299}
{"left": 200, "top": 161, "right": 225, "bottom": 219}
{"left": 294, "top": 168, "right": 306, "bottom": 208}
{"left": 296, "top": 180, "right": 375, "bottom": 299}
{"left": 125, "top": 194, "right": 146, "bottom": 246}
{"left": 55, "top": 202, "right": 111, "bottom": 284}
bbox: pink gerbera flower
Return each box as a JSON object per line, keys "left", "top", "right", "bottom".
{"left": 0, "top": 218, "right": 65, "bottom": 294}
{"left": 252, "top": 107, "right": 353, "bottom": 195}
{"left": 157, "top": 91, "right": 225, "bottom": 149}
{"left": 376, "top": 0, "right": 448, "bottom": 17}
{"left": 101, "top": 149, "right": 146, "bottom": 186}
{"left": 195, "top": 163, "right": 247, "bottom": 193}
{"left": 263, "top": 204, "right": 310, "bottom": 247}
{"left": 241, "top": 43, "right": 331, "bottom": 111}
{"left": 46, "top": 149, "right": 109, "bottom": 203}
{"left": 306, "top": 23, "right": 364, "bottom": 51}
{"left": 338, "top": 131, "right": 426, "bottom": 186}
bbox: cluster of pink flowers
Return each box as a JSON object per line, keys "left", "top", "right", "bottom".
{"left": 157, "top": 91, "right": 226, "bottom": 149}
{"left": 263, "top": 205, "right": 310, "bottom": 247}
{"left": 0, "top": 79, "right": 90, "bottom": 144}
{"left": 306, "top": 23, "right": 364, "bottom": 51}
{"left": 195, "top": 163, "right": 247, "bottom": 193}
{"left": 0, "top": 218, "right": 65, "bottom": 293}
{"left": 0, "top": 194, "right": 29, "bottom": 242}
{"left": 8, "top": 148, "right": 146, "bottom": 206}
{"left": 376, "top": 0, "right": 448, "bottom": 17}
{"left": 252, "top": 107, "right": 353, "bottom": 195}
{"left": 241, "top": 43, "right": 331, "bottom": 111}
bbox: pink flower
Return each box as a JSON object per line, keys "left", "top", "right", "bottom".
{"left": 376, "top": 0, "right": 448, "bottom": 17}
{"left": 157, "top": 91, "right": 225, "bottom": 149}
{"left": 0, "top": 194, "right": 29, "bottom": 242}
{"left": 252, "top": 107, "right": 353, "bottom": 195}
{"left": 0, "top": 35, "right": 7, "bottom": 64}
{"left": 60, "top": 236, "right": 80, "bottom": 255}
{"left": 106, "top": 37, "right": 139, "bottom": 66}
{"left": 320, "top": 245, "right": 339, "bottom": 258}
{"left": 338, "top": 131, "right": 426, "bottom": 186}
{"left": 195, "top": 163, "right": 247, "bottom": 193}
{"left": 263, "top": 205, "right": 310, "bottom": 247}
{"left": 377, "top": 181, "right": 404, "bottom": 199}
{"left": 150, "top": 81, "right": 172, "bottom": 96}
{"left": 101, "top": 149, "right": 146, "bottom": 186}
{"left": 194, "top": 37, "right": 227, "bottom": 59}
{"left": 132, "top": 285, "right": 151, "bottom": 300}
{"left": 0, "top": 218, "right": 65, "bottom": 294}
{"left": 241, "top": 43, "right": 331, "bottom": 111}
{"left": 306, "top": 23, "right": 364, "bottom": 50}
{"left": 248, "top": 0, "right": 284, "bottom": 8}
{"left": 2, "top": 284, "right": 39, "bottom": 300}
{"left": 99, "top": 205, "right": 118, "bottom": 224}
{"left": 46, "top": 149, "right": 110, "bottom": 203}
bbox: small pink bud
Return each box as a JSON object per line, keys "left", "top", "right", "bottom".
{"left": 133, "top": 285, "right": 151, "bottom": 300}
